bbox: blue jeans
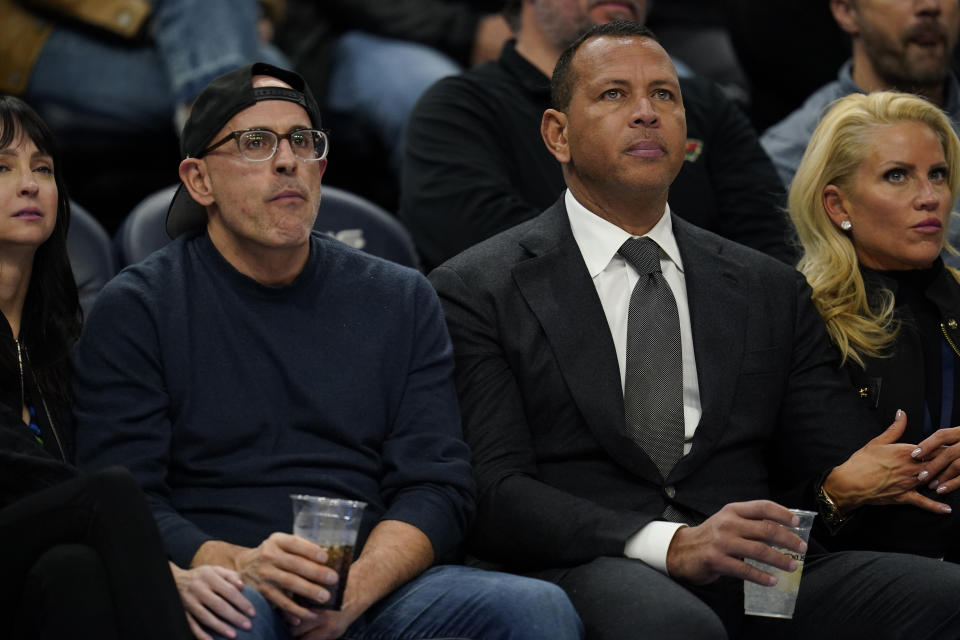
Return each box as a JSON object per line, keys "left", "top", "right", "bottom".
{"left": 212, "top": 565, "right": 583, "bottom": 640}
{"left": 325, "top": 31, "right": 461, "bottom": 173}
{"left": 24, "top": 0, "right": 288, "bottom": 135}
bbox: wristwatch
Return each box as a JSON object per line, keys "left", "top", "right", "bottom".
{"left": 817, "top": 484, "right": 848, "bottom": 528}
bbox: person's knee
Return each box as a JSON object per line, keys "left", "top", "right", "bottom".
{"left": 504, "top": 578, "right": 582, "bottom": 632}
{"left": 235, "top": 585, "right": 282, "bottom": 638}
{"left": 559, "top": 557, "right": 727, "bottom": 640}
{"left": 580, "top": 586, "right": 725, "bottom": 640}
{"left": 87, "top": 466, "right": 140, "bottom": 502}
{"left": 667, "top": 602, "right": 728, "bottom": 640}
{"left": 467, "top": 572, "right": 583, "bottom": 639}
{"left": 208, "top": 585, "right": 287, "bottom": 640}
{"left": 791, "top": 551, "right": 960, "bottom": 638}
{"left": 28, "top": 543, "right": 105, "bottom": 588}
{"left": 24, "top": 544, "right": 116, "bottom": 634}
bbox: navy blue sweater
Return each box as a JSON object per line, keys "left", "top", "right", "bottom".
{"left": 74, "top": 231, "right": 474, "bottom": 567}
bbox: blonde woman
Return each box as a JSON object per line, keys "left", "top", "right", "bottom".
{"left": 791, "top": 90, "right": 960, "bottom": 559}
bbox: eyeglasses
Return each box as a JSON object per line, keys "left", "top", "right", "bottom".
{"left": 201, "top": 128, "right": 329, "bottom": 162}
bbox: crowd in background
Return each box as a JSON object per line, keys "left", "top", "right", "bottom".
{"left": 0, "top": 0, "right": 855, "bottom": 231}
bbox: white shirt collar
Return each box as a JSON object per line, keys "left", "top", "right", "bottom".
{"left": 565, "top": 189, "right": 684, "bottom": 277}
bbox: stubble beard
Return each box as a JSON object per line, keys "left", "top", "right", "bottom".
{"left": 862, "top": 25, "right": 955, "bottom": 92}
{"left": 536, "top": 1, "right": 646, "bottom": 50}
{"left": 536, "top": 6, "right": 592, "bottom": 50}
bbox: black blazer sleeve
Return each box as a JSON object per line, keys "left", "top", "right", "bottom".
{"left": 430, "top": 264, "right": 652, "bottom": 570}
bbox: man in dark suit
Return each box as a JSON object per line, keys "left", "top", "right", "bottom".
{"left": 430, "top": 20, "right": 960, "bottom": 640}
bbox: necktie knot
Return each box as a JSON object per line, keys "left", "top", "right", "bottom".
{"left": 619, "top": 237, "right": 661, "bottom": 275}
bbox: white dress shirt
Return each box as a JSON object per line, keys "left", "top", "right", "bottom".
{"left": 565, "top": 189, "right": 702, "bottom": 574}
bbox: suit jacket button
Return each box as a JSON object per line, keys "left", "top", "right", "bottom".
{"left": 664, "top": 485, "right": 676, "bottom": 499}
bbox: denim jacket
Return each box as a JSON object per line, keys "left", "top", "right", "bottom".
{"left": 760, "top": 59, "right": 960, "bottom": 188}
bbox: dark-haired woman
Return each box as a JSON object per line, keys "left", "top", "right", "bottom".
{"left": 0, "top": 95, "right": 255, "bottom": 640}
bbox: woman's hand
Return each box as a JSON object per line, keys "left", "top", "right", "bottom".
{"left": 912, "top": 425, "right": 960, "bottom": 495}
{"left": 823, "top": 410, "right": 952, "bottom": 515}
{"left": 169, "top": 562, "right": 256, "bottom": 640}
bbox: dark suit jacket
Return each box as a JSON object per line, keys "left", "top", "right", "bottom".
{"left": 828, "top": 263, "right": 960, "bottom": 558}
{"left": 429, "top": 199, "right": 876, "bottom": 571}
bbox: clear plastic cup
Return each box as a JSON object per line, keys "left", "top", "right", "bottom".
{"left": 290, "top": 494, "right": 366, "bottom": 610}
{"left": 743, "top": 508, "right": 817, "bottom": 619}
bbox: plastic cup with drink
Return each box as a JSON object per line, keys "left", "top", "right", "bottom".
{"left": 743, "top": 508, "right": 816, "bottom": 619}
{"left": 290, "top": 494, "right": 367, "bottom": 610}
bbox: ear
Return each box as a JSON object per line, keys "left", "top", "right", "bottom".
{"left": 822, "top": 184, "right": 851, "bottom": 230}
{"left": 541, "top": 108, "right": 571, "bottom": 164}
{"left": 830, "top": 0, "right": 859, "bottom": 37}
{"left": 178, "top": 157, "right": 215, "bottom": 206}
{"left": 316, "top": 157, "right": 328, "bottom": 181}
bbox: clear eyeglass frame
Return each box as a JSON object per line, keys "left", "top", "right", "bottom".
{"left": 201, "top": 128, "right": 329, "bottom": 162}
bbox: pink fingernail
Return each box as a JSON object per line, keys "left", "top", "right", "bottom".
{"left": 943, "top": 505, "right": 953, "bottom": 513}
{"left": 912, "top": 448, "right": 923, "bottom": 458}
{"left": 937, "top": 485, "right": 949, "bottom": 494}
{"left": 931, "top": 480, "right": 940, "bottom": 490}
{"left": 919, "top": 470, "right": 930, "bottom": 481}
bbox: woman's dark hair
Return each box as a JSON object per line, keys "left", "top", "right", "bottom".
{"left": 0, "top": 95, "right": 81, "bottom": 405}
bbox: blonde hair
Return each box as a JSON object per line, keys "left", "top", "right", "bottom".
{"left": 789, "top": 91, "right": 960, "bottom": 368}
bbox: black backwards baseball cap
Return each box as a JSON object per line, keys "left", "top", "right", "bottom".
{"left": 165, "top": 62, "right": 323, "bottom": 238}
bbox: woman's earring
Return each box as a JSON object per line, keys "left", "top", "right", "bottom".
{"left": 841, "top": 220, "right": 852, "bottom": 231}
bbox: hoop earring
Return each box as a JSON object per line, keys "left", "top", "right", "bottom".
{"left": 840, "top": 220, "right": 852, "bottom": 231}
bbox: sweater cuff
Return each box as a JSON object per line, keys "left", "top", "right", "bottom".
{"left": 154, "top": 509, "right": 215, "bottom": 568}
{"left": 382, "top": 488, "right": 467, "bottom": 562}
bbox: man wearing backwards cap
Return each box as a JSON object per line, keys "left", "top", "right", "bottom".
{"left": 72, "top": 62, "right": 582, "bottom": 640}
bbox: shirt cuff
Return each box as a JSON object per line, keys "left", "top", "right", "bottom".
{"left": 623, "top": 520, "right": 686, "bottom": 574}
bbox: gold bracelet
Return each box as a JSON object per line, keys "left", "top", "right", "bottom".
{"left": 817, "top": 484, "right": 847, "bottom": 527}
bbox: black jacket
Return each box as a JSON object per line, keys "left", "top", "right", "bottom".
{"left": 847, "top": 262, "right": 960, "bottom": 437}
{"left": 0, "top": 320, "right": 76, "bottom": 509}
{"left": 826, "top": 261, "right": 960, "bottom": 559}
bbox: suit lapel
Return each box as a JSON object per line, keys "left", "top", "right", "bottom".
{"left": 670, "top": 218, "right": 748, "bottom": 479}
{"left": 512, "top": 201, "right": 662, "bottom": 481}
